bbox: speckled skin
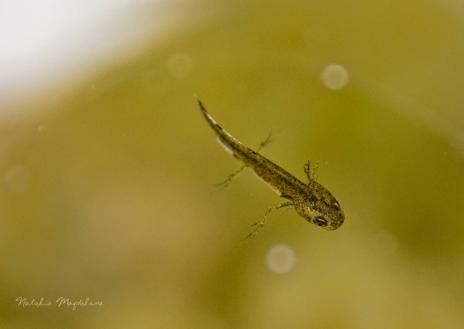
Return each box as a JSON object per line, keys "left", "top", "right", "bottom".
{"left": 197, "top": 99, "right": 344, "bottom": 230}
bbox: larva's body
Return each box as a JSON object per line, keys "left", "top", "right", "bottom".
{"left": 197, "top": 99, "right": 344, "bottom": 230}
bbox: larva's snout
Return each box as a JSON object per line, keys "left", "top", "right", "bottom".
{"left": 294, "top": 201, "right": 344, "bottom": 231}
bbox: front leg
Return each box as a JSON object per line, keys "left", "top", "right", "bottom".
{"left": 244, "top": 201, "right": 294, "bottom": 240}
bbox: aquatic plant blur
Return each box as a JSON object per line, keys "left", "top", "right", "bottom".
{"left": 1, "top": 1, "right": 463, "bottom": 328}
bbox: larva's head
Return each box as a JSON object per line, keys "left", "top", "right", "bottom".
{"left": 295, "top": 183, "right": 345, "bottom": 230}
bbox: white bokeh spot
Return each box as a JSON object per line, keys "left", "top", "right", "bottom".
{"left": 167, "top": 53, "right": 193, "bottom": 79}
{"left": 321, "top": 63, "right": 349, "bottom": 90}
{"left": 373, "top": 230, "right": 398, "bottom": 255}
{"left": 37, "top": 124, "right": 46, "bottom": 133}
{"left": 266, "top": 244, "right": 296, "bottom": 274}
{"left": 450, "top": 134, "right": 464, "bottom": 158}
{"left": 4, "top": 165, "right": 32, "bottom": 193}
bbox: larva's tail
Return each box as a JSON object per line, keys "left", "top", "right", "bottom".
{"left": 195, "top": 96, "right": 222, "bottom": 133}
{"left": 195, "top": 97, "right": 244, "bottom": 157}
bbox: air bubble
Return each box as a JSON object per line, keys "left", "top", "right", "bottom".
{"left": 4, "top": 165, "right": 32, "bottom": 193}
{"left": 167, "top": 53, "right": 192, "bottom": 79}
{"left": 321, "top": 63, "right": 349, "bottom": 90}
{"left": 37, "top": 125, "right": 46, "bottom": 133}
{"left": 265, "top": 244, "right": 296, "bottom": 274}
{"left": 373, "top": 230, "right": 398, "bottom": 255}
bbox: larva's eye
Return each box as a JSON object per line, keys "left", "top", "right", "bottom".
{"left": 313, "top": 216, "right": 328, "bottom": 227}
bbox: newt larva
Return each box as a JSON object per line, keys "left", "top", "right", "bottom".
{"left": 196, "top": 98, "right": 344, "bottom": 231}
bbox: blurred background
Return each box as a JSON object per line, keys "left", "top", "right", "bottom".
{"left": 1, "top": 0, "right": 464, "bottom": 328}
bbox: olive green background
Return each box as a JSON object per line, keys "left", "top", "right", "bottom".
{"left": 1, "top": 1, "right": 464, "bottom": 328}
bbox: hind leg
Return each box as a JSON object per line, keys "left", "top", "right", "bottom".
{"left": 256, "top": 131, "right": 273, "bottom": 152}
{"left": 214, "top": 164, "right": 246, "bottom": 190}
{"left": 215, "top": 131, "right": 273, "bottom": 190}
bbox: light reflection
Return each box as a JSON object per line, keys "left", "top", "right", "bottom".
{"left": 167, "top": 53, "right": 193, "bottom": 79}
{"left": 4, "top": 165, "right": 31, "bottom": 193}
{"left": 266, "top": 244, "right": 296, "bottom": 274}
{"left": 320, "top": 63, "right": 349, "bottom": 90}
{"left": 0, "top": 0, "right": 165, "bottom": 115}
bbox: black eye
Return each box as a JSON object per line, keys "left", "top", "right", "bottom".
{"left": 313, "top": 216, "right": 328, "bottom": 227}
